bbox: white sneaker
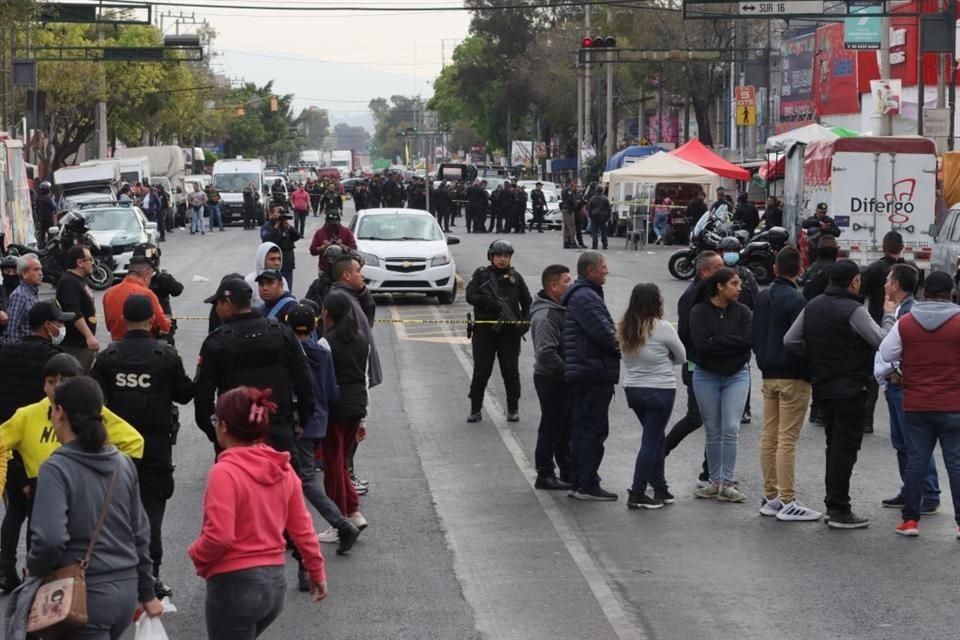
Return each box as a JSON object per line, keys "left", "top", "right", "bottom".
{"left": 695, "top": 482, "right": 720, "bottom": 499}
{"left": 317, "top": 526, "right": 339, "bottom": 543}
{"left": 776, "top": 500, "right": 822, "bottom": 522}
{"left": 718, "top": 485, "right": 746, "bottom": 503}
{"left": 759, "top": 496, "right": 784, "bottom": 517}
{"left": 348, "top": 511, "right": 368, "bottom": 531}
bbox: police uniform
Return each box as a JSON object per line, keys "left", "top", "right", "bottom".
{"left": 465, "top": 241, "right": 532, "bottom": 420}
{"left": 193, "top": 278, "right": 315, "bottom": 453}
{"left": 92, "top": 300, "right": 193, "bottom": 596}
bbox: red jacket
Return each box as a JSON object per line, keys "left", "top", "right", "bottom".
{"left": 309, "top": 225, "right": 357, "bottom": 266}
{"left": 188, "top": 443, "right": 325, "bottom": 582}
{"left": 899, "top": 311, "right": 960, "bottom": 412}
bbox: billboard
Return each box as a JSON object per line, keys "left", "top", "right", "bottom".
{"left": 815, "top": 23, "right": 861, "bottom": 116}
{"left": 779, "top": 31, "right": 817, "bottom": 128}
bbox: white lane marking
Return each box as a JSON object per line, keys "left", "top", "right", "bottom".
{"left": 391, "top": 303, "right": 648, "bottom": 640}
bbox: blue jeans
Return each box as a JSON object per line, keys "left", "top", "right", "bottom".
{"left": 589, "top": 216, "right": 608, "bottom": 248}
{"left": 653, "top": 212, "right": 668, "bottom": 241}
{"left": 625, "top": 386, "right": 676, "bottom": 493}
{"left": 208, "top": 203, "right": 224, "bottom": 230}
{"left": 205, "top": 566, "right": 285, "bottom": 640}
{"left": 903, "top": 411, "right": 960, "bottom": 524}
{"left": 569, "top": 383, "right": 615, "bottom": 492}
{"left": 190, "top": 206, "right": 205, "bottom": 233}
{"left": 885, "top": 384, "right": 940, "bottom": 504}
{"left": 694, "top": 366, "right": 750, "bottom": 484}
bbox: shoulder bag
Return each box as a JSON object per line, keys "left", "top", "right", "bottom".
{"left": 26, "top": 469, "right": 119, "bottom": 638}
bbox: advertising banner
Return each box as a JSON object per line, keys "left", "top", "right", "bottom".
{"left": 779, "top": 31, "right": 817, "bottom": 129}
{"left": 815, "top": 23, "right": 861, "bottom": 115}
{"left": 871, "top": 79, "right": 902, "bottom": 115}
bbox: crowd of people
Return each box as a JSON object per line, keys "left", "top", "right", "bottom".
{"left": 463, "top": 234, "right": 960, "bottom": 539}
{"left": 0, "top": 210, "right": 386, "bottom": 637}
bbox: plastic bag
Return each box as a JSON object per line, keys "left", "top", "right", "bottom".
{"left": 134, "top": 616, "right": 169, "bottom": 640}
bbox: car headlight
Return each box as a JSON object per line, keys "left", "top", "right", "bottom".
{"left": 360, "top": 251, "right": 380, "bottom": 267}
{"left": 431, "top": 252, "right": 451, "bottom": 267}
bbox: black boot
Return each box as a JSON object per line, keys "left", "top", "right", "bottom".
{"left": 337, "top": 521, "right": 361, "bottom": 555}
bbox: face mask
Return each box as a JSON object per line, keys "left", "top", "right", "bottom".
{"left": 723, "top": 252, "right": 739, "bottom": 266}
{"left": 51, "top": 324, "right": 66, "bottom": 345}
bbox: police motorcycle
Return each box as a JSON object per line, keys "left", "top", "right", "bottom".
{"left": 667, "top": 204, "right": 735, "bottom": 280}
{"left": 738, "top": 225, "right": 789, "bottom": 285}
{"left": 6, "top": 210, "right": 115, "bottom": 290}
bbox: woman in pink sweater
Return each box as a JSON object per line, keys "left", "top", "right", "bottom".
{"left": 189, "top": 387, "right": 327, "bottom": 640}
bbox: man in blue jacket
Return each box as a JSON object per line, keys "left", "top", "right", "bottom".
{"left": 752, "top": 247, "right": 819, "bottom": 522}
{"left": 562, "top": 251, "right": 620, "bottom": 501}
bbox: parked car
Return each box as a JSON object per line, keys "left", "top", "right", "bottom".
{"left": 349, "top": 208, "right": 460, "bottom": 304}
{"left": 71, "top": 205, "right": 158, "bottom": 277}
{"left": 932, "top": 204, "right": 960, "bottom": 284}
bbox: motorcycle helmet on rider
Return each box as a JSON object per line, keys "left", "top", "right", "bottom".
{"left": 718, "top": 236, "right": 742, "bottom": 267}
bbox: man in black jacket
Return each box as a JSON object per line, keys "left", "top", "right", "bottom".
{"left": 664, "top": 251, "right": 722, "bottom": 484}
{"left": 588, "top": 186, "right": 612, "bottom": 250}
{"left": 784, "top": 260, "right": 895, "bottom": 529}
{"left": 801, "top": 202, "right": 842, "bottom": 251}
{"left": 733, "top": 193, "right": 760, "bottom": 235}
{"left": 859, "top": 231, "right": 907, "bottom": 434}
{"left": 760, "top": 196, "right": 783, "bottom": 230}
{"left": 752, "top": 247, "right": 819, "bottom": 522}
{"left": 466, "top": 180, "right": 488, "bottom": 233}
{"left": 530, "top": 183, "right": 548, "bottom": 233}
{"left": 0, "top": 301, "right": 70, "bottom": 592}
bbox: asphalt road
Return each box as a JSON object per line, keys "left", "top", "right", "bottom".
{"left": 3, "top": 206, "right": 960, "bottom": 639}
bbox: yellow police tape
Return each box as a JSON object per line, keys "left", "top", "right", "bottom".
{"left": 165, "top": 315, "right": 528, "bottom": 324}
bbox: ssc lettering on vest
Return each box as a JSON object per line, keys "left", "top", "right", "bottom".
{"left": 115, "top": 373, "right": 152, "bottom": 388}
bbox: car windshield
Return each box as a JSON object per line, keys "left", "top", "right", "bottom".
{"left": 81, "top": 209, "right": 142, "bottom": 234}
{"left": 357, "top": 214, "right": 442, "bottom": 241}
{"left": 214, "top": 173, "right": 258, "bottom": 192}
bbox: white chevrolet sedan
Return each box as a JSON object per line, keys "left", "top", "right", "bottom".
{"left": 349, "top": 208, "right": 460, "bottom": 304}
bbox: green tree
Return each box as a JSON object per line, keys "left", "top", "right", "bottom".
{"left": 368, "top": 95, "right": 425, "bottom": 162}
{"left": 295, "top": 107, "right": 330, "bottom": 149}
{"left": 333, "top": 123, "right": 370, "bottom": 152}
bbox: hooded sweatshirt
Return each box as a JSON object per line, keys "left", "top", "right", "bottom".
{"left": 245, "top": 242, "right": 290, "bottom": 307}
{"left": 188, "top": 443, "right": 325, "bottom": 583}
{"left": 300, "top": 338, "right": 340, "bottom": 439}
{"left": 26, "top": 443, "right": 155, "bottom": 603}
{"left": 530, "top": 290, "right": 565, "bottom": 379}
{"left": 879, "top": 300, "right": 960, "bottom": 412}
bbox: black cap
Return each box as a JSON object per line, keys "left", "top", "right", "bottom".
{"left": 43, "top": 353, "right": 82, "bottom": 379}
{"left": 132, "top": 243, "right": 160, "bottom": 269}
{"left": 828, "top": 259, "right": 861, "bottom": 287}
{"left": 816, "top": 202, "right": 828, "bottom": 211}
{"left": 28, "top": 301, "right": 76, "bottom": 329}
{"left": 203, "top": 277, "right": 252, "bottom": 304}
{"left": 283, "top": 304, "right": 317, "bottom": 333}
{"left": 122, "top": 294, "right": 154, "bottom": 323}
{"left": 255, "top": 268, "right": 284, "bottom": 283}
{"left": 923, "top": 271, "right": 955, "bottom": 297}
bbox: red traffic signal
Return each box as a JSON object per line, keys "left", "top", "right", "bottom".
{"left": 581, "top": 35, "right": 616, "bottom": 49}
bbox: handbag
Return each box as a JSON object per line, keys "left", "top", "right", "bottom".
{"left": 26, "top": 469, "right": 119, "bottom": 638}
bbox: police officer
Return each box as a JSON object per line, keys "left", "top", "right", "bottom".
{"left": 530, "top": 182, "right": 547, "bottom": 233}
{"left": 133, "top": 244, "right": 183, "bottom": 336}
{"left": 92, "top": 294, "right": 193, "bottom": 599}
{"left": 35, "top": 181, "right": 57, "bottom": 246}
{"left": 194, "top": 276, "right": 321, "bottom": 589}
{"left": 465, "top": 239, "right": 532, "bottom": 423}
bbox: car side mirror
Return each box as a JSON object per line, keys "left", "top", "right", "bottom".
{"left": 145, "top": 222, "right": 158, "bottom": 231}
{"left": 928, "top": 223, "right": 939, "bottom": 237}
{"left": 446, "top": 235, "right": 460, "bottom": 245}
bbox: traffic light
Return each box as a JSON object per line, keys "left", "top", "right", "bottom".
{"left": 580, "top": 35, "right": 617, "bottom": 50}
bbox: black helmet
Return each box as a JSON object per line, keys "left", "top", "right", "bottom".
{"left": 38, "top": 181, "right": 52, "bottom": 193}
{"left": 1, "top": 256, "right": 18, "bottom": 271}
{"left": 132, "top": 242, "right": 161, "bottom": 269}
{"left": 718, "top": 236, "right": 742, "bottom": 252}
{"left": 487, "top": 239, "right": 514, "bottom": 260}
{"left": 322, "top": 244, "right": 345, "bottom": 262}
{"left": 325, "top": 212, "right": 341, "bottom": 225}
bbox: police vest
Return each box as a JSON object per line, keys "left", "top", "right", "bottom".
{"left": 216, "top": 317, "right": 294, "bottom": 420}
{"left": 100, "top": 341, "right": 174, "bottom": 434}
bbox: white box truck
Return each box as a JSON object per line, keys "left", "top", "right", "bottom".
{"left": 115, "top": 146, "right": 186, "bottom": 210}
{"left": 785, "top": 136, "right": 938, "bottom": 268}
{"left": 53, "top": 161, "right": 122, "bottom": 210}
{"left": 212, "top": 157, "right": 267, "bottom": 225}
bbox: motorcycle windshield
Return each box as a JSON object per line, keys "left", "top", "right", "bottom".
{"left": 693, "top": 211, "right": 712, "bottom": 237}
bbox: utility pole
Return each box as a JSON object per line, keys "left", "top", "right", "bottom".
{"left": 878, "top": 16, "right": 893, "bottom": 136}
{"left": 576, "top": 66, "right": 583, "bottom": 185}
{"left": 605, "top": 10, "right": 614, "bottom": 159}
{"left": 584, "top": 6, "right": 591, "bottom": 150}
{"left": 95, "top": 20, "right": 108, "bottom": 158}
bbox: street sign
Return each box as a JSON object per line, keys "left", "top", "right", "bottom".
{"left": 844, "top": 5, "right": 882, "bottom": 50}
{"left": 923, "top": 108, "right": 951, "bottom": 137}
{"left": 735, "top": 85, "right": 756, "bottom": 106}
{"left": 738, "top": 1, "right": 824, "bottom": 16}
{"left": 736, "top": 105, "right": 757, "bottom": 126}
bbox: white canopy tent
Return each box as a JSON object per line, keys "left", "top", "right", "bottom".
{"left": 765, "top": 123, "right": 839, "bottom": 150}
{"left": 605, "top": 151, "right": 722, "bottom": 195}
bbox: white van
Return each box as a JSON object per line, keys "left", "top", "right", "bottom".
{"left": 212, "top": 157, "right": 266, "bottom": 225}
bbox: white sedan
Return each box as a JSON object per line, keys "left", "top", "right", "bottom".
{"left": 74, "top": 205, "right": 158, "bottom": 276}
{"left": 349, "top": 208, "right": 460, "bottom": 304}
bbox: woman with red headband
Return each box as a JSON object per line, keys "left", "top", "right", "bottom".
{"left": 188, "top": 386, "right": 327, "bottom": 640}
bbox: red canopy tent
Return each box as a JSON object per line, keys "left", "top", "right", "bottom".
{"left": 670, "top": 139, "right": 750, "bottom": 181}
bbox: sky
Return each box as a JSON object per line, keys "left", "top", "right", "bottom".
{"left": 158, "top": 2, "right": 473, "bottom": 131}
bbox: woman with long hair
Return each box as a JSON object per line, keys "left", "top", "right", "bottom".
{"left": 689, "top": 268, "right": 753, "bottom": 503}
{"left": 26, "top": 376, "right": 162, "bottom": 639}
{"left": 189, "top": 386, "right": 327, "bottom": 640}
{"left": 320, "top": 290, "right": 370, "bottom": 531}
{"left": 619, "top": 284, "right": 686, "bottom": 509}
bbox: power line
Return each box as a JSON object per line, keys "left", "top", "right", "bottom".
{"left": 219, "top": 48, "right": 436, "bottom": 67}
{"left": 109, "top": 0, "right": 645, "bottom": 13}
